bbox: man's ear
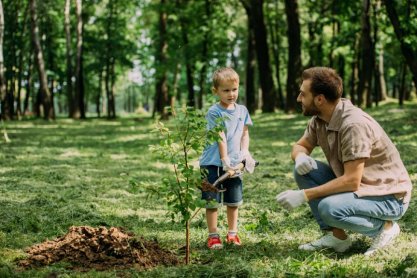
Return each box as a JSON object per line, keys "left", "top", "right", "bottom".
{"left": 314, "top": 94, "right": 324, "bottom": 105}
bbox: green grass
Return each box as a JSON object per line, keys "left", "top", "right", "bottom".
{"left": 1, "top": 100, "right": 417, "bottom": 277}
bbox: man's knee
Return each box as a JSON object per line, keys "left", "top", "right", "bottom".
{"left": 318, "top": 197, "right": 345, "bottom": 225}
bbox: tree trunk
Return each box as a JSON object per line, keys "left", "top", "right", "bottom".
{"left": 356, "top": 0, "right": 374, "bottom": 108}
{"left": 197, "top": 0, "right": 211, "bottom": 110}
{"left": 24, "top": 54, "right": 33, "bottom": 115}
{"left": 240, "top": 0, "right": 276, "bottom": 113}
{"left": 269, "top": 0, "right": 284, "bottom": 110}
{"left": 383, "top": 0, "right": 417, "bottom": 91}
{"left": 245, "top": 15, "right": 256, "bottom": 114}
{"left": 30, "top": 0, "right": 54, "bottom": 120}
{"left": 0, "top": 0, "right": 5, "bottom": 120}
{"left": 64, "top": 0, "right": 74, "bottom": 117}
{"left": 153, "top": 0, "right": 169, "bottom": 119}
{"left": 74, "top": 0, "right": 85, "bottom": 119}
{"left": 284, "top": 0, "right": 302, "bottom": 112}
{"left": 96, "top": 69, "right": 102, "bottom": 117}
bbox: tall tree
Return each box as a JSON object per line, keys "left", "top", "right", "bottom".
{"left": 284, "top": 0, "right": 302, "bottom": 112}
{"left": 74, "top": 0, "right": 85, "bottom": 118}
{"left": 244, "top": 11, "right": 256, "bottom": 114}
{"left": 384, "top": 0, "right": 417, "bottom": 93}
{"left": 30, "top": 0, "right": 54, "bottom": 119}
{"left": 240, "top": 0, "right": 276, "bottom": 113}
{"left": 153, "top": 0, "right": 169, "bottom": 119}
{"left": 64, "top": 0, "right": 74, "bottom": 117}
{"left": 0, "top": 0, "right": 5, "bottom": 119}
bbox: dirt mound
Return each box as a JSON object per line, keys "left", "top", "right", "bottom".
{"left": 18, "top": 226, "right": 180, "bottom": 271}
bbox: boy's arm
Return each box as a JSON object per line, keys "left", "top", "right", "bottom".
{"left": 240, "top": 126, "right": 249, "bottom": 152}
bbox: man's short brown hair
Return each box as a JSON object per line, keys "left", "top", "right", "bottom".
{"left": 302, "top": 67, "right": 343, "bottom": 102}
{"left": 212, "top": 67, "right": 239, "bottom": 89}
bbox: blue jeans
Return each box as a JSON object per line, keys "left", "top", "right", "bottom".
{"left": 294, "top": 161, "right": 408, "bottom": 237}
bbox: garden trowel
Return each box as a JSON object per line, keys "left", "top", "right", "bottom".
{"left": 200, "top": 160, "right": 259, "bottom": 193}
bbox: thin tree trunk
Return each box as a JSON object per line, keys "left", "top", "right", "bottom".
{"left": 23, "top": 54, "right": 33, "bottom": 115}
{"left": 240, "top": 0, "right": 276, "bottom": 113}
{"left": 154, "top": 0, "right": 169, "bottom": 119}
{"left": 74, "top": 0, "right": 85, "bottom": 119}
{"left": 284, "top": 0, "right": 302, "bottom": 112}
{"left": 64, "top": 0, "right": 74, "bottom": 117}
{"left": 384, "top": 0, "right": 417, "bottom": 90}
{"left": 245, "top": 15, "right": 256, "bottom": 114}
{"left": 0, "top": 0, "right": 5, "bottom": 120}
{"left": 356, "top": 0, "right": 374, "bottom": 108}
{"left": 30, "top": 0, "right": 54, "bottom": 120}
{"left": 96, "top": 69, "right": 102, "bottom": 117}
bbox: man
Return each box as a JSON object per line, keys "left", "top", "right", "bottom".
{"left": 276, "top": 67, "right": 412, "bottom": 255}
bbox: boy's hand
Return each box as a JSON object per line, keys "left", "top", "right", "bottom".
{"left": 276, "top": 190, "right": 308, "bottom": 210}
{"left": 295, "top": 153, "right": 317, "bottom": 175}
{"left": 221, "top": 157, "right": 234, "bottom": 171}
{"left": 242, "top": 150, "right": 256, "bottom": 173}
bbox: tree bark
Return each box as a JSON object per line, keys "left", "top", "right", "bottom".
{"left": 284, "top": 0, "right": 302, "bottom": 112}
{"left": 64, "top": 0, "right": 74, "bottom": 117}
{"left": 0, "top": 0, "right": 5, "bottom": 120}
{"left": 245, "top": 15, "right": 256, "bottom": 114}
{"left": 383, "top": 0, "right": 417, "bottom": 91}
{"left": 356, "top": 0, "right": 374, "bottom": 108}
{"left": 153, "top": 0, "right": 169, "bottom": 119}
{"left": 74, "top": 0, "right": 85, "bottom": 119}
{"left": 30, "top": 0, "right": 54, "bottom": 120}
{"left": 240, "top": 0, "right": 276, "bottom": 113}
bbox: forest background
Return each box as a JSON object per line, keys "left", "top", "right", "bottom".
{"left": 0, "top": 0, "right": 416, "bottom": 119}
{"left": 1, "top": 0, "right": 417, "bottom": 277}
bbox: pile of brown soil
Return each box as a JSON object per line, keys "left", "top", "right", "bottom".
{"left": 18, "top": 226, "right": 180, "bottom": 271}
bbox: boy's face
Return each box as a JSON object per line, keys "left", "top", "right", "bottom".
{"left": 213, "top": 80, "right": 239, "bottom": 109}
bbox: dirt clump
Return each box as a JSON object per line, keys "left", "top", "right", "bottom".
{"left": 18, "top": 226, "right": 180, "bottom": 271}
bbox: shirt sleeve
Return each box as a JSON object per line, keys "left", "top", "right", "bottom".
{"left": 243, "top": 106, "right": 253, "bottom": 126}
{"left": 340, "top": 122, "right": 373, "bottom": 162}
{"left": 206, "top": 109, "right": 222, "bottom": 130}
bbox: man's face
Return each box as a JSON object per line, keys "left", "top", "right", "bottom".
{"left": 297, "top": 79, "right": 320, "bottom": 116}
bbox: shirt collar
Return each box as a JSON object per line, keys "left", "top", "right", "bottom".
{"left": 326, "top": 98, "right": 349, "bottom": 131}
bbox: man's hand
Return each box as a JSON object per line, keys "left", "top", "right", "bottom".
{"left": 295, "top": 153, "right": 318, "bottom": 175}
{"left": 276, "top": 190, "right": 308, "bottom": 210}
{"left": 242, "top": 150, "right": 256, "bottom": 173}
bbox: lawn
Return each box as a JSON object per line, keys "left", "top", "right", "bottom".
{"left": 1, "top": 100, "right": 417, "bottom": 277}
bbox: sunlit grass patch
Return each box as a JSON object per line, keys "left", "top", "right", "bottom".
{"left": 0, "top": 101, "right": 416, "bottom": 276}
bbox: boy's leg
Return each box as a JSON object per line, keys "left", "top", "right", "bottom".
{"left": 227, "top": 206, "right": 238, "bottom": 232}
{"left": 294, "top": 160, "right": 336, "bottom": 230}
{"left": 206, "top": 208, "right": 219, "bottom": 234}
{"left": 223, "top": 176, "right": 243, "bottom": 245}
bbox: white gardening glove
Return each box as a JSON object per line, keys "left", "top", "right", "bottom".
{"left": 241, "top": 150, "right": 256, "bottom": 174}
{"left": 295, "top": 153, "right": 318, "bottom": 175}
{"left": 221, "top": 157, "right": 242, "bottom": 178}
{"left": 276, "top": 190, "right": 308, "bottom": 210}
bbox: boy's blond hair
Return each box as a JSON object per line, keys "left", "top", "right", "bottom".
{"left": 212, "top": 67, "right": 239, "bottom": 89}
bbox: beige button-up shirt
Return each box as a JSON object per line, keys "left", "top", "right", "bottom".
{"left": 303, "top": 99, "right": 412, "bottom": 204}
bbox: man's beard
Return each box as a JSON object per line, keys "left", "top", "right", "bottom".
{"left": 302, "top": 102, "right": 320, "bottom": 116}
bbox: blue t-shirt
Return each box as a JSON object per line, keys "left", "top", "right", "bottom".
{"left": 199, "top": 103, "right": 253, "bottom": 167}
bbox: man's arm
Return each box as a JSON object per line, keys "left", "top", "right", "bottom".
{"left": 291, "top": 136, "right": 315, "bottom": 161}
{"left": 304, "top": 158, "right": 365, "bottom": 200}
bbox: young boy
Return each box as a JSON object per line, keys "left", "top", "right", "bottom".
{"left": 199, "top": 67, "right": 256, "bottom": 249}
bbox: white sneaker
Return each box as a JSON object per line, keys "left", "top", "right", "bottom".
{"left": 299, "top": 232, "right": 352, "bottom": 253}
{"left": 364, "top": 222, "right": 400, "bottom": 256}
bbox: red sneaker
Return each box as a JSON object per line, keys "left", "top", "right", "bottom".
{"left": 226, "top": 234, "right": 241, "bottom": 246}
{"left": 207, "top": 236, "right": 223, "bottom": 249}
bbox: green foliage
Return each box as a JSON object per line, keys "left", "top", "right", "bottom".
{"left": 149, "top": 107, "right": 222, "bottom": 223}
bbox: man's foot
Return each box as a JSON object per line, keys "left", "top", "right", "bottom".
{"left": 207, "top": 236, "right": 223, "bottom": 249}
{"left": 226, "top": 234, "right": 241, "bottom": 246}
{"left": 299, "top": 232, "right": 352, "bottom": 253}
{"left": 364, "top": 221, "right": 400, "bottom": 256}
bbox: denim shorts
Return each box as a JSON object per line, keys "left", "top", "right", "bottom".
{"left": 201, "top": 165, "right": 243, "bottom": 208}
